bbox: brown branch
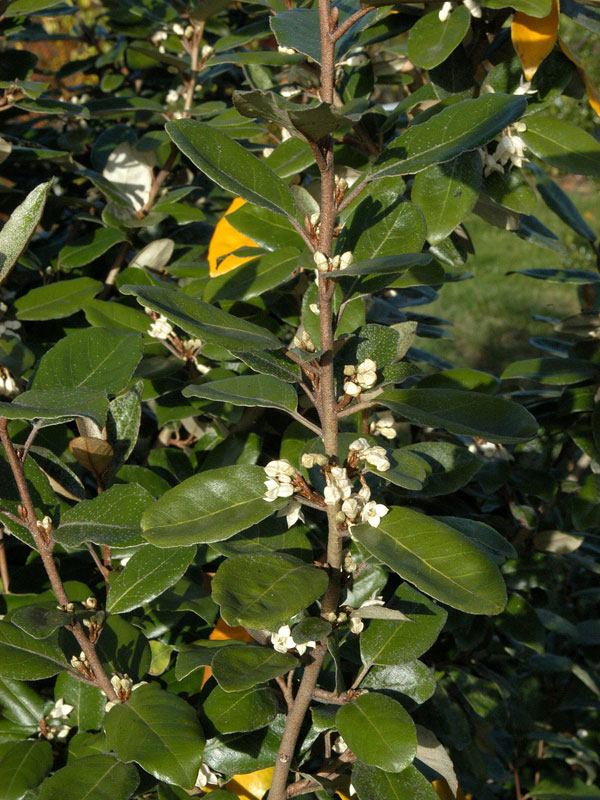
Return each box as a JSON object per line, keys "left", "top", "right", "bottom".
{"left": 86, "top": 543, "right": 111, "bottom": 585}
{"left": 0, "top": 528, "right": 10, "bottom": 593}
{"left": 276, "top": 674, "right": 294, "bottom": 712}
{"left": 312, "top": 687, "right": 353, "bottom": 704}
{"left": 98, "top": 241, "right": 129, "bottom": 300}
{"left": 141, "top": 144, "right": 178, "bottom": 215}
{"left": 20, "top": 421, "right": 42, "bottom": 464}
{"left": 183, "top": 22, "right": 205, "bottom": 115}
{"left": 337, "top": 400, "right": 380, "bottom": 419}
{"left": 0, "top": 418, "right": 118, "bottom": 702}
{"left": 287, "top": 215, "right": 317, "bottom": 252}
{"left": 331, "top": 5, "right": 375, "bottom": 42}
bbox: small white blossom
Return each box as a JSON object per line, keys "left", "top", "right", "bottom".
{"left": 341, "top": 496, "right": 363, "bottom": 521}
{"left": 349, "top": 616, "right": 364, "bottom": 634}
{"left": 363, "top": 446, "right": 391, "bottom": 472}
{"left": 0, "top": 368, "right": 18, "bottom": 397}
{"left": 48, "top": 698, "right": 74, "bottom": 720}
{"left": 463, "top": 0, "right": 482, "bottom": 16}
{"left": 345, "top": 381, "right": 362, "bottom": 397}
{"left": 356, "top": 359, "right": 378, "bottom": 389}
{"left": 438, "top": 1, "right": 453, "bottom": 21}
{"left": 280, "top": 86, "right": 302, "bottom": 99}
{"left": 339, "top": 251, "right": 354, "bottom": 270}
{"left": 301, "top": 453, "right": 328, "bottom": 468}
{"left": 264, "top": 478, "right": 294, "bottom": 501}
{"left": 148, "top": 314, "right": 174, "bottom": 340}
{"left": 201, "top": 44, "right": 214, "bottom": 60}
{"left": 172, "top": 22, "right": 185, "bottom": 35}
{"left": 152, "top": 30, "right": 168, "bottom": 43}
{"left": 324, "top": 484, "right": 343, "bottom": 506}
{"left": 361, "top": 501, "right": 389, "bottom": 528}
{"left": 277, "top": 498, "right": 304, "bottom": 528}
{"left": 313, "top": 251, "right": 329, "bottom": 271}
{"left": 309, "top": 303, "right": 320, "bottom": 315}
{"left": 270, "top": 625, "right": 314, "bottom": 655}
{"left": 278, "top": 45, "right": 297, "bottom": 55}
{"left": 495, "top": 130, "right": 527, "bottom": 169}
{"left": 309, "top": 212, "right": 320, "bottom": 227}
{"left": 195, "top": 764, "right": 222, "bottom": 789}
{"left": 370, "top": 412, "right": 399, "bottom": 440}
{"left": 265, "top": 459, "right": 296, "bottom": 479}
{"left": 349, "top": 437, "right": 370, "bottom": 454}
{"left": 166, "top": 88, "right": 179, "bottom": 104}
{"left": 332, "top": 735, "right": 348, "bottom": 753}
{"left": 344, "top": 52, "right": 369, "bottom": 67}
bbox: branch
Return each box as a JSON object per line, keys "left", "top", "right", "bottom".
{"left": 336, "top": 176, "right": 370, "bottom": 215}
{"left": 275, "top": 674, "right": 294, "bottom": 712}
{"left": 312, "top": 687, "right": 353, "bottom": 704}
{"left": 287, "top": 215, "right": 317, "bottom": 252}
{"left": 0, "top": 528, "right": 9, "bottom": 593}
{"left": 20, "top": 421, "right": 42, "bottom": 464}
{"left": 285, "top": 408, "right": 323, "bottom": 437}
{"left": 337, "top": 400, "right": 380, "bottom": 419}
{"left": 331, "top": 6, "right": 375, "bottom": 42}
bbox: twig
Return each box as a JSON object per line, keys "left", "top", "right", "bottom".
{"left": 312, "top": 687, "right": 353, "bottom": 704}
{"left": 331, "top": 6, "right": 375, "bottom": 42}
{"left": 276, "top": 674, "right": 294, "bottom": 712}
{"left": 141, "top": 144, "right": 178, "bottom": 215}
{"left": 286, "top": 409, "right": 323, "bottom": 437}
{"left": 98, "top": 241, "right": 129, "bottom": 300}
{"left": 287, "top": 215, "right": 317, "bottom": 252}
{"left": 20, "top": 421, "right": 42, "bottom": 464}
{"left": 350, "top": 663, "right": 371, "bottom": 690}
{"left": 0, "top": 507, "right": 26, "bottom": 526}
{"left": 0, "top": 528, "right": 10, "bottom": 593}
{"left": 337, "top": 400, "right": 379, "bottom": 419}
{"left": 86, "top": 543, "right": 111, "bottom": 585}
{"left": 183, "top": 22, "right": 205, "bottom": 115}
{"left": 0, "top": 418, "right": 118, "bottom": 702}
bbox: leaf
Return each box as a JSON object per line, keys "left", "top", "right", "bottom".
{"left": 104, "top": 684, "right": 205, "bottom": 788}
{"left": 141, "top": 465, "right": 286, "bottom": 547}
{"left": 378, "top": 388, "right": 538, "bottom": 442}
{"left": 204, "top": 684, "right": 278, "bottom": 733}
{"left": 521, "top": 116, "right": 600, "bottom": 177}
{"left": 59, "top": 227, "right": 127, "bottom": 271}
{"left": 527, "top": 778, "right": 600, "bottom": 798}
{"left": 38, "top": 755, "right": 139, "bottom": 800}
{"left": 528, "top": 165, "right": 597, "bottom": 242}
{"left": 415, "top": 725, "right": 459, "bottom": 796}
{"left": 211, "top": 645, "right": 298, "bottom": 692}
{"left": 408, "top": 7, "right": 471, "bottom": 70}
{"left": 482, "top": 0, "right": 553, "bottom": 16}
{"left": 0, "top": 622, "right": 67, "bottom": 679}
{"left": 0, "top": 740, "right": 53, "bottom": 800}
{"left": 558, "top": 37, "right": 600, "bottom": 116}
{"left": 105, "top": 381, "right": 143, "bottom": 481}
{"left": 166, "top": 119, "right": 295, "bottom": 217}
{"left": 107, "top": 545, "right": 195, "bottom": 613}
{"left": 54, "top": 672, "right": 105, "bottom": 732}
{"left": 69, "top": 437, "right": 114, "bottom": 480}
{"left": 207, "top": 197, "right": 259, "bottom": 277}
{"left": 412, "top": 152, "right": 482, "bottom": 245}
{"left": 0, "top": 182, "right": 51, "bottom": 285}
{"left": 15, "top": 277, "right": 102, "bottom": 321}
{"left": 399, "top": 441, "right": 482, "bottom": 497}
{"left": 55, "top": 484, "right": 155, "bottom": 547}
{"left": 352, "top": 763, "right": 440, "bottom": 800}
{"left": 437, "top": 517, "right": 517, "bottom": 563}
{"left": 512, "top": 0, "right": 559, "bottom": 80}
{"left": 362, "top": 661, "right": 437, "bottom": 705}
{"left": 336, "top": 693, "right": 417, "bottom": 772}
{"left": 270, "top": 9, "right": 321, "bottom": 62}
{"left": 360, "top": 583, "right": 447, "bottom": 666}
{"left": 292, "top": 617, "right": 331, "bottom": 643}
{"left": 372, "top": 94, "right": 527, "bottom": 179}
{"left": 203, "top": 716, "right": 286, "bottom": 775}
{"left": 353, "top": 507, "right": 507, "bottom": 614}
{"left": 204, "top": 247, "right": 299, "bottom": 302}
{"left": 233, "top": 351, "right": 301, "bottom": 384}
{"left": 504, "top": 356, "right": 597, "bottom": 385}
{"left": 102, "top": 143, "right": 153, "bottom": 211}
{"left": 31, "top": 328, "right": 143, "bottom": 394}
{"left": 0, "top": 678, "right": 45, "bottom": 727}
{"left": 11, "top": 605, "right": 73, "bottom": 639}
{"left": 122, "top": 284, "right": 282, "bottom": 351}
{"left": 327, "top": 253, "right": 432, "bottom": 279}
{"left": 212, "top": 553, "right": 329, "bottom": 629}
{"left": 183, "top": 375, "right": 298, "bottom": 412}
{"left": 94, "top": 615, "right": 150, "bottom": 680}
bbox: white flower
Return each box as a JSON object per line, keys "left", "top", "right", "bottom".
{"left": 345, "top": 381, "right": 362, "bottom": 397}
{"left": 277, "top": 498, "right": 304, "bottom": 528}
{"left": 201, "top": 44, "right": 214, "bottom": 60}
{"left": 48, "top": 698, "right": 74, "bottom": 720}
{"left": 341, "top": 496, "right": 363, "bottom": 521}
{"left": 370, "top": 412, "right": 399, "bottom": 440}
{"left": 333, "top": 736, "right": 349, "bottom": 753}
{"left": 344, "top": 53, "right": 369, "bottom": 67}
{"left": 349, "top": 437, "right": 370, "bottom": 454}
{"left": 195, "top": 764, "right": 221, "bottom": 789}
{"left": 438, "top": 1, "right": 453, "bottom": 21}
{"left": 361, "top": 501, "right": 389, "bottom": 527}
{"left": 313, "top": 251, "right": 329, "bottom": 271}
{"left": 301, "top": 453, "right": 328, "bottom": 468}
{"left": 364, "top": 449, "right": 390, "bottom": 472}
{"left": 278, "top": 45, "right": 296, "bottom": 55}
{"left": 265, "top": 459, "right": 296, "bottom": 479}
{"left": 349, "top": 616, "right": 364, "bottom": 634}
{"left": 309, "top": 303, "right": 320, "bottom": 315}
{"left": 280, "top": 86, "right": 302, "bottom": 99}
{"left": 495, "top": 130, "right": 527, "bottom": 169}
{"left": 0, "top": 369, "right": 18, "bottom": 397}
{"left": 152, "top": 30, "right": 168, "bottom": 43}
{"left": 324, "top": 485, "right": 342, "bottom": 505}
{"left": 172, "top": 22, "right": 185, "bottom": 35}
{"left": 356, "top": 359, "right": 378, "bottom": 389}
{"left": 339, "top": 251, "right": 354, "bottom": 270}
{"left": 463, "top": 0, "right": 482, "bottom": 16}
{"left": 166, "top": 89, "right": 179, "bottom": 104}
{"left": 148, "top": 315, "right": 174, "bottom": 340}
{"left": 264, "top": 478, "right": 294, "bottom": 501}
{"left": 481, "top": 148, "right": 504, "bottom": 177}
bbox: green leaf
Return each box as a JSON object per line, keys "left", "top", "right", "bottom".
{"left": 0, "top": 740, "right": 53, "bottom": 800}
{"left": 183, "top": 375, "right": 298, "bottom": 412}
{"left": 11, "top": 605, "right": 73, "bottom": 639}
{"left": 0, "top": 678, "right": 45, "bottom": 727}
{"left": 436, "top": 517, "right": 517, "bottom": 563}
{"left": 327, "top": 253, "right": 432, "bottom": 279}
{"left": 378, "top": 388, "right": 538, "bottom": 442}
{"left": 366, "top": 448, "right": 427, "bottom": 491}
{"left": 352, "top": 763, "right": 440, "bottom": 800}
{"left": 360, "top": 583, "right": 447, "bottom": 666}
{"left": 400, "top": 441, "right": 482, "bottom": 497}
{"left": 292, "top": 617, "right": 331, "bottom": 643}
{"left": 84, "top": 299, "right": 152, "bottom": 336}
{"left": 501, "top": 357, "right": 596, "bottom": 385}
{"left": 31, "top": 328, "right": 143, "bottom": 394}
{"left": 417, "top": 367, "right": 500, "bottom": 393}
{"left": 204, "top": 684, "right": 278, "bottom": 733}
{"left": 54, "top": 672, "right": 105, "bottom": 732}
{"left": 175, "top": 641, "right": 245, "bottom": 681}
{"left": 0, "top": 389, "right": 108, "bottom": 428}
{"left": 270, "top": 8, "right": 322, "bottom": 62}
{"left": 226, "top": 202, "right": 306, "bottom": 250}
{"left": 5, "top": 0, "right": 65, "bottom": 16}
{"left": 104, "top": 684, "right": 205, "bottom": 788}
{"left": 211, "top": 644, "right": 298, "bottom": 692}
{"left": 0, "top": 182, "right": 51, "bottom": 285}
{"left": 362, "top": 661, "right": 437, "bottom": 705}
{"left": 203, "top": 247, "right": 299, "bottom": 303}
{"left": 408, "top": 7, "right": 471, "bottom": 70}
{"left": 15, "top": 277, "right": 102, "bottom": 321}
{"left": 59, "top": 227, "right": 127, "bottom": 271}
{"left": 105, "top": 381, "right": 143, "bottom": 481}
{"left": 141, "top": 465, "right": 286, "bottom": 547}
{"left": 353, "top": 507, "right": 507, "bottom": 614}
{"left": 107, "top": 545, "right": 195, "bottom": 613}
{"left": 412, "top": 151, "right": 481, "bottom": 244}
{"left": 372, "top": 94, "right": 527, "bottom": 179}
{"left": 0, "top": 622, "right": 67, "bottom": 679}
{"left": 336, "top": 693, "right": 417, "bottom": 772}
{"left": 166, "top": 119, "right": 295, "bottom": 217}
{"left": 55, "top": 484, "right": 155, "bottom": 547}
{"left": 203, "top": 716, "right": 285, "bottom": 775}
{"left": 530, "top": 779, "right": 600, "bottom": 798}
{"left": 122, "top": 284, "right": 282, "bottom": 351}
{"left": 38, "top": 755, "right": 139, "bottom": 800}
{"left": 212, "top": 553, "right": 329, "bottom": 629}
{"left": 482, "top": 0, "right": 553, "bottom": 18}
{"left": 522, "top": 116, "right": 600, "bottom": 177}
{"left": 94, "top": 615, "right": 150, "bottom": 680}
{"left": 233, "top": 350, "right": 301, "bottom": 384}
{"left": 341, "top": 194, "right": 426, "bottom": 263}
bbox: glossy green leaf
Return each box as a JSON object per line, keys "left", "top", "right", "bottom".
{"left": 408, "top": 7, "right": 471, "bottom": 70}
{"left": 270, "top": 8, "right": 322, "bottom": 62}
{"left": 233, "top": 350, "right": 301, "bottom": 383}
{"left": 5, "top": 0, "right": 65, "bottom": 16}
{"left": 0, "top": 740, "right": 53, "bottom": 800}
{"left": 59, "top": 227, "right": 126, "bottom": 270}
{"left": 372, "top": 94, "right": 527, "bottom": 179}
{"left": 482, "top": 0, "right": 552, "bottom": 15}
{"left": 0, "top": 182, "right": 51, "bottom": 285}
{"left": 522, "top": 116, "right": 600, "bottom": 177}
{"left": 362, "top": 661, "right": 437, "bottom": 705}
{"left": 353, "top": 507, "right": 507, "bottom": 614}
{"left": 360, "top": 583, "right": 447, "bottom": 666}
{"left": 292, "top": 617, "right": 331, "bottom": 643}
{"left": 400, "top": 441, "right": 482, "bottom": 497}
{"left": 366, "top": 448, "right": 427, "bottom": 491}
{"left": 15, "top": 277, "right": 102, "bottom": 321}
{"left": 342, "top": 195, "right": 426, "bottom": 263}
{"left": 122, "top": 284, "right": 282, "bottom": 351}
{"left": 54, "top": 672, "right": 105, "bottom": 732}
{"left": 352, "top": 763, "right": 440, "bottom": 800}
{"left": 502, "top": 357, "right": 596, "bottom": 385}
{"left": 0, "top": 678, "right": 45, "bottom": 727}
{"left": 226, "top": 202, "right": 306, "bottom": 251}
{"left": 38, "top": 755, "right": 139, "bottom": 800}
{"left": 107, "top": 545, "right": 195, "bottom": 613}
{"left": 55, "top": 484, "right": 155, "bottom": 547}
{"left": 104, "top": 684, "right": 204, "bottom": 788}
{"left": 175, "top": 641, "right": 245, "bottom": 681}
{"left": 84, "top": 299, "right": 152, "bottom": 335}
{"left": 436, "top": 516, "right": 517, "bottom": 563}
{"left": 203, "top": 247, "right": 299, "bottom": 302}
{"left": 204, "top": 684, "right": 278, "bottom": 733}
{"left": 0, "top": 622, "right": 67, "bottom": 679}
{"left": 31, "top": 328, "right": 143, "bottom": 394}
{"left": 141, "top": 465, "right": 286, "bottom": 547}
{"left": 336, "top": 693, "right": 417, "bottom": 772}
{"left": 203, "top": 716, "right": 285, "bottom": 775}
{"left": 327, "top": 253, "right": 432, "bottom": 278}
{"left": 212, "top": 553, "right": 328, "bottom": 629}
{"left": 417, "top": 367, "right": 500, "bottom": 394}
{"left": 11, "top": 605, "right": 73, "bottom": 639}
{"left": 211, "top": 644, "right": 298, "bottom": 692}
{"left": 378, "top": 388, "right": 538, "bottom": 442}
{"left": 486, "top": 170, "right": 537, "bottom": 214}
{"left": 412, "top": 151, "right": 481, "bottom": 244}
{"left": 183, "top": 375, "right": 297, "bottom": 412}
{"left": 94, "top": 615, "right": 151, "bottom": 680}
{"left": 166, "top": 119, "right": 295, "bottom": 217}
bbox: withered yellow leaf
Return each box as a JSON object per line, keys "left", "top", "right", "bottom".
{"left": 512, "top": 0, "right": 559, "bottom": 81}
{"left": 207, "top": 197, "right": 258, "bottom": 277}
{"left": 559, "top": 37, "right": 600, "bottom": 116}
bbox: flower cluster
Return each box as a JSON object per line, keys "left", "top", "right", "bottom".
{"left": 263, "top": 459, "right": 297, "bottom": 501}
{"left": 482, "top": 123, "right": 528, "bottom": 176}
{"left": 111, "top": 673, "right": 133, "bottom": 702}
{"left": 313, "top": 250, "right": 354, "bottom": 273}
{"left": 340, "top": 483, "right": 389, "bottom": 529}
{"left": 324, "top": 465, "right": 353, "bottom": 505}
{"left": 270, "top": 625, "right": 316, "bottom": 656}
{"left": 195, "top": 763, "right": 222, "bottom": 789}
{"left": 147, "top": 313, "right": 174, "bottom": 340}
{"left": 83, "top": 610, "right": 106, "bottom": 643}
{"left": 369, "top": 411, "right": 399, "bottom": 440}
{"left": 301, "top": 453, "right": 329, "bottom": 469}
{"left": 291, "top": 329, "right": 316, "bottom": 352}
{"left": 439, "top": 0, "right": 481, "bottom": 21}
{"left": 343, "top": 359, "right": 378, "bottom": 397}
{"left": 348, "top": 438, "right": 391, "bottom": 471}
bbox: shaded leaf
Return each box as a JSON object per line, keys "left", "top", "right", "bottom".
{"left": 211, "top": 644, "right": 298, "bottom": 692}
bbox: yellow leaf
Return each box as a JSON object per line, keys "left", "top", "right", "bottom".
{"left": 224, "top": 767, "right": 275, "bottom": 799}
{"left": 433, "top": 778, "right": 471, "bottom": 800}
{"left": 558, "top": 37, "right": 600, "bottom": 116}
{"left": 511, "top": 0, "right": 559, "bottom": 81}
{"left": 208, "top": 197, "right": 258, "bottom": 277}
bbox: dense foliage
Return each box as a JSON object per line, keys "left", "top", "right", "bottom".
{"left": 0, "top": 0, "right": 599, "bottom": 798}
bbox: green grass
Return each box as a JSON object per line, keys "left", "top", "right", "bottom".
{"left": 418, "top": 187, "right": 598, "bottom": 375}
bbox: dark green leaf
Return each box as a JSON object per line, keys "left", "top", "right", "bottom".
{"left": 38, "top": 755, "right": 139, "bottom": 800}
{"left": 292, "top": 617, "right": 331, "bottom": 644}
{"left": 212, "top": 644, "right": 298, "bottom": 692}
{"left": 408, "top": 7, "right": 471, "bottom": 70}
{"left": 0, "top": 622, "right": 67, "bottom": 679}
{"left": 530, "top": 778, "right": 600, "bottom": 798}
{"left": 11, "top": 605, "right": 73, "bottom": 639}
{"left": 54, "top": 672, "right": 105, "bottom": 732}
{"left": 0, "top": 740, "right": 53, "bottom": 800}
{"left": 482, "top": 0, "right": 552, "bottom": 15}
{"left": 352, "top": 762, "right": 440, "bottom": 800}
{"left": 104, "top": 684, "right": 205, "bottom": 788}
{"left": 501, "top": 357, "right": 596, "bottom": 385}
{"left": 15, "top": 278, "right": 102, "bottom": 321}
{"left": 400, "top": 441, "right": 482, "bottom": 497}
{"left": 93, "top": 615, "right": 151, "bottom": 680}
{"left": 0, "top": 678, "right": 45, "bottom": 727}
{"left": 522, "top": 116, "right": 600, "bottom": 177}
{"left": 233, "top": 350, "right": 301, "bottom": 383}
{"left": 508, "top": 267, "right": 600, "bottom": 283}
{"left": 203, "top": 716, "right": 285, "bottom": 775}
{"left": 204, "top": 684, "right": 278, "bottom": 733}
{"left": 212, "top": 553, "right": 328, "bottom": 629}
{"left": 362, "top": 661, "right": 437, "bottom": 704}
{"left": 327, "top": 253, "right": 432, "bottom": 278}
{"left": 436, "top": 517, "right": 517, "bottom": 563}
{"left": 203, "top": 247, "right": 299, "bottom": 303}
{"left": 183, "top": 375, "right": 297, "bottom": 412}
{"left": 59, "top": 227, "right": 127, "bottom": 270}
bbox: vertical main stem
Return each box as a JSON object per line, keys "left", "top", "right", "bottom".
{"left": 267, "top": 3, "right": 341, "bottom": 798}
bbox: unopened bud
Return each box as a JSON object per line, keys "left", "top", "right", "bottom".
{"left": 345, "top": 381, "right": 361, "bottom": 397}
{"left": 313, "top": 251, "right": 328, "bottom": 271}
{"left": 343, "top": 364, "right": 356, "bottom": 376}
{"left": 339, "top": 251, "right": 354, "bottom": 270}
{"left": 83, "top": 597, "right": 98, "bottom": 610}
{"left": 201, "top": 44, "right": 214, "bottom": 59}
